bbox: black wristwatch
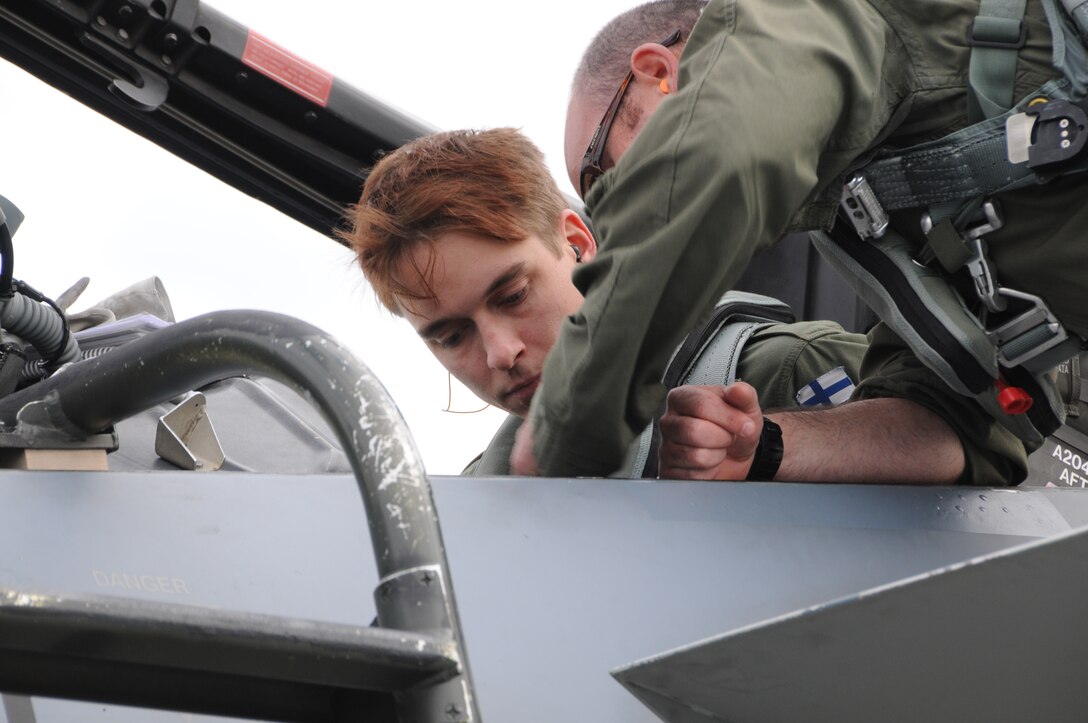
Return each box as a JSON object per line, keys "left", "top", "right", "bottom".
{"left": 745, "top": 417, "right": 783, "bottom": 481}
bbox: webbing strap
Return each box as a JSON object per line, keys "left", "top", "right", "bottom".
{"left": 861, "top": 79, "right": 1072, "bottom": 211}
{"left": 682, "top": 321, "right": 767, "bottom": 387}
{"left": 635, "top": 292, "right": 794, "bottom": 478}
{"left": 631, "top": 320, "right": 767, "bottom": 478}
{"left": 1061, "top": 0, "right": 1088, "bottom": 39}
{"left": 968, "top": 0, "right": 1028, "bottom": 123}
{"left": 921, "top": 218, "right": 974, "bottom": 273}
{"left": 1003, "top": 322, "right": 1063, "bottom": 361}
{"left": 853, "top": 0, "right": 1088, "bottom": 213}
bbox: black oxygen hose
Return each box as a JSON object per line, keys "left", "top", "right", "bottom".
{"left": 0, "top": 203, "right": 78, "bottom": 370}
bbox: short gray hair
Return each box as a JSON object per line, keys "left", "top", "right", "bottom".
{"left": 573, "top": 0, "right": 708, "bottom": 107}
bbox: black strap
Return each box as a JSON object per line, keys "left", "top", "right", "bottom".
{"left": 745, "top": 417, "right": 784, "bottom": 481}
{"left": 862, "top": 89, "right": 1088, "bottom": 213}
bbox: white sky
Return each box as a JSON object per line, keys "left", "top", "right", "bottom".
{"left": 0, "top": 0, "right": 641, "bottom": 474}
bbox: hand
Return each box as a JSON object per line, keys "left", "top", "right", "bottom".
{"left": 657, "top": 382, "right": 764, "bottom": 480}
{"left": 510, "top": 418, "right": 541, "bottom": 476}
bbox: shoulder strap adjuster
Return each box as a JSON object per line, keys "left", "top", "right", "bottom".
{"left": 968, "top": 16, "right": 1027, "bottom": 49}
{"left": 987, "top": 288, "right": 1070, "bottom": 368}
{"left": 967, "top": 0, "right": 1028, "bottom": 122}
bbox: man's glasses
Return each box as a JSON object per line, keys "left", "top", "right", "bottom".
{"left": 578, "top": 29, "right": 682, "bottom": 199}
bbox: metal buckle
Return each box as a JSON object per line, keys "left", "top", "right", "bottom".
{"left": 961, "top": 200, "right": 1003, "bottom": 241}
{"left": 840, "top": 175, "right": 888, "bottom": 240}
{"left": 965, "top": 237, "right": 1006, "bottom": 313}
{"left": 986, "top": 288, "right": 1069, "bottom": 368}
{"left": 962, "top": 201, "right": 1007, "bottom": 313}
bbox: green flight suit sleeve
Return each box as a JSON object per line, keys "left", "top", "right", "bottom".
{"left": 529, "top": 0, "right": 905, "bottom": 476}
{"left": 463, "top": 414, "right": 522, "bottom": 476}
{"left": 461, "top": 453, "right": 484, "bottom": 476}
{"left": 736, "top": 321, "right": 869, "bottom": 412}
{"left": 853, "top": 323, "right": 1030, "bottom": 486}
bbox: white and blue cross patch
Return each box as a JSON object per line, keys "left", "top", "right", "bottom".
{"left": 795, "top": 366, "right": 856, "bottom": 407}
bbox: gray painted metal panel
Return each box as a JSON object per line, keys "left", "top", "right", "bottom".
{"left": 434, "top": 480, "right": 1088, "bottom": 722}
{"left": 613, "top": 522, "right": 1088, "bottom": 723}
{"left": 1, "top": 474, "right": 1087, "bottom": 721}
{"left": 0, "top": 471, "right": 379, "bottom": 722}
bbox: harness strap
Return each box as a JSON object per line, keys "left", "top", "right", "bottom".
{"left": 918, "top": 218, "right": 974, "bottom": 273}
{"left": 857, "top": 79, "right": 1072, "bottom": 213}
{"left": 632, "top": 292, "right": 795, "bottom": 478}
{"left": 811, "top": 224, "right": 1069, "bottom": 444}
{"left": 860, "top": 91, "right": 1088, "bottom": 217}
{"left": 968, "top": 0, "right": 1029, "bottom": 123}
{"left": 1061, "top": 0, "right": 1088, "bottom": 40}
{"left": 633, "top": 319, "right": 771, "bottom": 478}
{"left": 682, "top": 320, "right": 768, "bottom": 387}
{"left": 844, "top": 0, "right": 1088, "bottom": 218}
{"left": 822, "top": 0, "right": 1088, "bottom": 446}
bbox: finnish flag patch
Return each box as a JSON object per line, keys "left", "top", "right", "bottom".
{"left": 795, "top": 366, "right": 855, "bottom": 407}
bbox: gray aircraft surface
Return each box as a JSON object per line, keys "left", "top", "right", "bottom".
{"left": 0, "top": 1, "right": 1086, "bottom": 722}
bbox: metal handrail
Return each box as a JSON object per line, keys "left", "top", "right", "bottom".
{"left": 0, "top": 309, "right": 478, "bottom": 721}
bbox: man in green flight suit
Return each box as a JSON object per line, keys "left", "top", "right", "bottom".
{"left": 343, "top": 127, "right": 867, "bottom": 476}
{"left": 511, "top": 0, "right": 1081, "bottom": 485}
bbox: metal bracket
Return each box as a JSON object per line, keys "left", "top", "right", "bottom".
{"left": 1005, "top": 99, "right": 1088, "bottom": 169}
{"left": 80, "top": 32, "right": 169, "bottom": 111}
{"left": 1, "top": 391, "right": 117, "bottom": 450}
{"left": 376, "top": 565, "right": 455, "bottom": 636}
{"left": 0, "top": 390, "right": 117, "bottom": 469}
{"left": 155, "top": 392, "right": 224, "bottom": 471}
{"left": 375, "top": 565, "right": 475, "bottom": 722}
